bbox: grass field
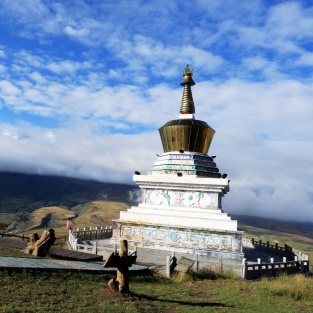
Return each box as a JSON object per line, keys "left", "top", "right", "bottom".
{"left": 0, "top": 269, "right": 312, "bottom": 313}
{"left": 71, "top": 200, "right": 128, "bottom": 229}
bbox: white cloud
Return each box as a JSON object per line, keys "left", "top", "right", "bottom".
{"left": 0, "top": 0, "right": 313, "bottom": 224}
{"left": 0, "top": 50, "right": 6, "bottom": 58}
{"left": 0, "top": 80, "right": 21, "bottom": 95}
{"left": 64, "top": 25, "right": 89, "bottom": 38}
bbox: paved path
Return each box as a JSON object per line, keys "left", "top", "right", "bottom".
{"left": 0, "top": 238, "right": 284, "bottom": 276}
{"left": 0, "top": 256, "right": 146, "bottom": 272}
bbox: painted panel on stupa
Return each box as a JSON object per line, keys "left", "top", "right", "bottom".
{"left": 144, "top": 188, "right": 216, "bottom": 209}
{"left": 121, "top": 225, "right": 232, "bottom": 250}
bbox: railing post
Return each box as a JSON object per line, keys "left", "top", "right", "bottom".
{"left": 283, "top": 256, "right": 287, "bottom": 273}
{"left": 193, "top": 254, "right": 199, "bottom": 273}
{"left": 242, "top": 258, "right": 247, "bottom": 280}
{"left": 166, "top": 256, "right": 171, "bottom": 278}
{"left": 284, "top": 244, "right": 288, "bottom": 256}
{"left": 259, "top": 240, "right": 262, "bottom": 251}
{"left": 257, "top": 258, "right": 262, "bottom": 278}
{"left": 266, "top": 241, "right": 269, "bottom": 252}
{"left": 270, "top": 258, "right": 275, "bottom": 277}
{"left": 251, "top": 238, "right": 254, "bottom": 245}
{"left": 275, "top": 243, "right": 278, "bottom": 255}
{"left": 94, "top": 241, "right": 98, "bottom": 255}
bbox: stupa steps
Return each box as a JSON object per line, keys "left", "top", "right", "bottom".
{"left": 121, "top": 208, "right": 232, "bottom": 221}
{"left": 118, "top": 211, "right": 237, "bottom": 231}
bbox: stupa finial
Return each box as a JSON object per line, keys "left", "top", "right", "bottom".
{"left": 180, "top": 64, "right": 196, "bottom": 115}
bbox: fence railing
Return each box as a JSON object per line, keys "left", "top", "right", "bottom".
{"left": 0, "top": 232, "right": 67, "bottom": 246}
{"left": 249, "top": 238, "right": 294, "bottom": 260}
{"left": 68, "top": 227, "right": 114, "bottom": 258}
{"left": 73, "top": 226, "right": 113, "bottom": 242}
{"left": 242, "top": 238, "right": 310, "bottom": 280}
{"left": 242, "top": 256, "right": 310, "bottom": 280}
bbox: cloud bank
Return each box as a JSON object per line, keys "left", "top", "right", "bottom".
{"left": 0, "top": 0, "right": 313, "bottom": 222}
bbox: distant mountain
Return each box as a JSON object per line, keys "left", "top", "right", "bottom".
{"left": 0, "top": 172, "right": 139, "bottom": 214}
{"left": 234, "top": 214, "right": 313, "bottom": 240}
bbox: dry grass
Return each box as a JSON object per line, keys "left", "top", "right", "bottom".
{"left": 9, "top": 200, "right": 128, "bottom": 237}
{"left": 0, "top": 213, "right": 17, "bottom": 224}
{"left": 71, "top": 200, "right": 128, "bottom": 229}
{"left": 30, "top": 206, "right": 76, "bottom": 229}
{"left": 260, "top": 274, "right": 313, "bottom": 301}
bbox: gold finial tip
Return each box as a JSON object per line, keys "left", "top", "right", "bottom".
{"left": 183, "top": 64, "right": 193, "bottom": 75}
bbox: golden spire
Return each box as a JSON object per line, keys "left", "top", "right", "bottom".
{"left": 180, "top": 64, "right": 195, "bottom": 115}
{"left": 158, "top": 64, "right": 215, "bottom": 155}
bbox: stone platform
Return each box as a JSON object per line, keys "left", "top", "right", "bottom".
{"left": 113, "top": 221, "right": 244, "bottom": 259}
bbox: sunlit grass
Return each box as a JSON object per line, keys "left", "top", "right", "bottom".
{"left": 1, "top": 270, "right": 312, "bottom": 313}
{"left": 260, "top": 274, "right": 313, "bottom": 301}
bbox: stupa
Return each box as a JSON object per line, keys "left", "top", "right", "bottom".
{"left": 113, "top": 65, "right": 244, "bottom": 259}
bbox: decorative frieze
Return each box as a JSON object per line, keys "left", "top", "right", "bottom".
{"left": 121, "top": 225, "right": 233, "bottom": 250}
{"left": 144, "top": 188, "right": 216, "bottom": 209}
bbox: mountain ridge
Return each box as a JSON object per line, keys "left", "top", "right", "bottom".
{"left": 0, "top": 171, "right": 138, "bottom": 213}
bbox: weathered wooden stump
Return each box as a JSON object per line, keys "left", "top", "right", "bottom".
{"left": 23, "top": 229, "right": 56, "bottom": 257}
{"left": 103, "top": 240, "right": 136, "bottom": 294}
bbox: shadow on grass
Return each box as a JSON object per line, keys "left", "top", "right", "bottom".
{"left": 128, "top": 291, "right": 231, "bottom": 308}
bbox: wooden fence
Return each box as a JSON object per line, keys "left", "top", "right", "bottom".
{"left": 250, "top": 238, "right": 295, "bottom": 260}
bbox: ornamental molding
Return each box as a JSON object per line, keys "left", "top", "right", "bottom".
{"left": 138, "top": 182, "right": 228, "bottom": 193}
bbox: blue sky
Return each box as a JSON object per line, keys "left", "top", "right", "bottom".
{"left": 1, "top": 0, "right": 313, "bottom": 222}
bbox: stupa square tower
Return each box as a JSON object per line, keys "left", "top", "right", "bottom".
{"left": 113, "top": 65, "right": 243, "bottom": 259}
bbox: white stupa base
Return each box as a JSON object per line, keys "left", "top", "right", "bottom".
{"left": 113, "top": 220, "right": 244, "bottom": 259}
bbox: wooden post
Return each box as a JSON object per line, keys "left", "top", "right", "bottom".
{"left": 259, "top": 239, "right": 262, "bottom": 251}
{"left": 103, "top": 240, "right": 136, "bottom": 294}
{"left": 115, "top": 240, "right": 129, "bottom": 293}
